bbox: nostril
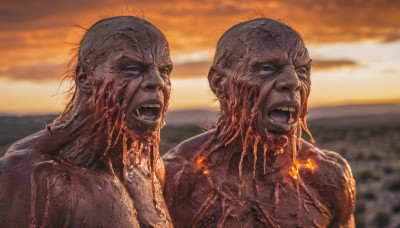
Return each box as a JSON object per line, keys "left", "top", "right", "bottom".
{"left": 278, "top": 78, "right": 301, "bottom": 92}
{"left": 143, "top": 80, "right": 164, "bottom": 91}
{"left": 144, "top": 84, "right": 157, "bottom": 91}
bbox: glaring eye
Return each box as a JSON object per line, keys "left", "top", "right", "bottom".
{"left": 125, "top": 65, "right": 142, "bottom": 76}
{"left": 260, "top": 64, "right": 276, "bottom": 74}
{"left": 159, "top": 67, "right": 170, "bottom": 76}
{"left": 296, "top": 66, "right": 308, "bottom": 78}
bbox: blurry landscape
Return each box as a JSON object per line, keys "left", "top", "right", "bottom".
{"left": 1, "top": 103, "right": 399, "bottom": 227}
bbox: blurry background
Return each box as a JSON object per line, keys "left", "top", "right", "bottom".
{"left": 0, "top": 0, "right": 399, "bottom": 227}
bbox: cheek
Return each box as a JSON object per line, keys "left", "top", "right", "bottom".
{"left": 123, "top": 78, "right": 143, "bottom": 106}
{"left": 299, "top": 83, "right": 310, "bottom": 102}
{"left": 163, "top": 83, "right": 171, "bottom": 99}
{"left": 256, "top": 80, "right": 276, "bottom": 112}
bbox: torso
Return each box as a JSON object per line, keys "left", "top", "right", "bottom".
{"left": 163, "top": 131, "right": 355, "bottom": 228}
{"left": 0, "top": 138, "right": 171, "bottom": 228}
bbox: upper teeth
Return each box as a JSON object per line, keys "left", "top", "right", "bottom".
{"left": 276, "top": 106, "right": 296, "bottom": 112}
{"left": 142, "top": 104, "right": 160, "bottom": 108}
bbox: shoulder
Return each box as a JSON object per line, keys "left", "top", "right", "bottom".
{"left": 0, "top": 147, "right": 70, "bottom": 193}
{"left": 299, "top": 141, "right": 356, "bottom": 226}
{"left": 163, "top": 129, "right": 215, "bottom": 163}
{"left": 0, "top": 148, "right": 67, "bottom": 226}
{"left": 162, "top": 130, "right": 214, "bottom": 207}
{"left": 162, "top": 130, "right": 214, "bottom": 182}
{"left": 300, "top": 141, "right": 355, "bottom": 192}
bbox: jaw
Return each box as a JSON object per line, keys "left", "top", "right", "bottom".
{"left": 124, "top": 98, "right": 165, "bottom": 137}
{"left": 259, "top": 101, "right": 300, "bottom": 136}
{"left": 261, "top": 116, "right": 297, "bottom": 135}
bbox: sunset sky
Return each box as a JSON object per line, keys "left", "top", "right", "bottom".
{"left": 1, "top": 0, "right": 399, "bottom": 114}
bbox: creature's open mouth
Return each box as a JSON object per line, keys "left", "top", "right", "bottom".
{"left": 134, "top": 103, "right": 162, "bottom": 121}
{"left": 268, "top": 106, "right": 297, "bottom": 125}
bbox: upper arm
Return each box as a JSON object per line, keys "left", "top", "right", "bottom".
{"left": 0, "top": 153, "right": 71, "bottom": 228}
{"left": 162, "top": 150, "right": 184, "bottom": 208}
{"left": 0, "top": 157, "right": 32, "bottom": 227}
{"left": 162, "top": 148, "right": 199, "bottom": 211}
{"left": 323, "top": 151, "right": 356, "bottom": 227}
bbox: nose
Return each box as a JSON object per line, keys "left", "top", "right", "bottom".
{"left": 275, "top": 66, "right": 301, "bottom": 92}
{"left": 141, "top": 66, "right": 164, "bottom": 91}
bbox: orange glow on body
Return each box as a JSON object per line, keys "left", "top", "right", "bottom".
{"left": 289, "top": 158, "right": 316, "bottom": 181}
{"left": 195, "top": 156, "right": 204, "bottom": 168}
{"left": 195, "top": 156, "right": 210, "bottom": 176}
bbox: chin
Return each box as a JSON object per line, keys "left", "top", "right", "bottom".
{"left": 123, "top": 116, "right": 162, "bottom": 139}
{"left": 258, "top": 117, "right": 298, "bottom": 138}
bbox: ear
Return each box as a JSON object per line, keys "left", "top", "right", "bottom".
{"left": 208, "top": 66, "right": 229, "bottom": 99}
{"left": 75, "top": 62, "right": 92, "bottom": 94}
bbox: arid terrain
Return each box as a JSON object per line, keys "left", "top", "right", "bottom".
{"left": 1, "top": 103, "right": 399, "bottom": 227}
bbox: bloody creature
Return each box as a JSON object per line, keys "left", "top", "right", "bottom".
{"left": 163, "top": 18, "right": 356, "bottom": 227}
{"left": 0, "top": 16, "right": 173, "bottom": 227}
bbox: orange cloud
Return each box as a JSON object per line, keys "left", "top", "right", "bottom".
{"left": 1, "top": 0, "right": 399, "bottom": 82}
{"left": 0, "top": 62, "right": 66, "bottom": 81}
{"left": 312, "top": 59, "right": 359, "bottom": 71}
{"left": 173, "top": 61, "right": 211, "bottom": 78}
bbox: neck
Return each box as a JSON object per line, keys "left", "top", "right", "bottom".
{"left": 56, "top": 105, "right": 109, "bottom": 168}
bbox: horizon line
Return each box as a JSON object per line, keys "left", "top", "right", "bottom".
{"left": 1, "top": 101, "right": 399, "bottom": 116}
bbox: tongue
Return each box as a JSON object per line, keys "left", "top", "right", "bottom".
{"left": 268, "top": 110, "right": 289, "bottom": 124}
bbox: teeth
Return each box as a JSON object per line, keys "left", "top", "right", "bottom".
{"left": 141, "top": 104, "right": 161, "bottom": 108}
{"left": 275, "top": 106, "right": 296, "bottom": 112}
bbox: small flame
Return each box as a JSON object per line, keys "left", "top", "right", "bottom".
{"left": 305, "top": 158, "right": 315, "bottom": 173}
{"left": 289, "top": 158, "right": 316, "bottom": 181}
{"left": 289, "top": 164, "right": 299, "bottom": 180}
{"left": 195, "top": 156, "right": 204, "bottom": 168}
{"left": 195, "top": 156, "right": 210, "bottom": 176}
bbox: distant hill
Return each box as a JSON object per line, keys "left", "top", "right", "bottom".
{"left": 165, "top": 109, "right": 218, "bottom": 126}
{"left": 308, "top": 103, "right": 400, "bottom": 119}
{"left": 165, "top": 103, "right": 400, "bottom": 126}
{"left": 1, "top": 103, "right": 400, "bottom": 227}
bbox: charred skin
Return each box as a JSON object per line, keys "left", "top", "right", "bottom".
{"left": 163, "top": 18, "right": 355, "bottom": 228}
{"left": 163, "top": 131, "right": 356, "bottom": 228}
{"left": 0, "top": 16, "right": 173, "bottom": 228}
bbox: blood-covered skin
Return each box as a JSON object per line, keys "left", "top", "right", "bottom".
{"left": 163, "top": 18, "right": 356, "bottom": 228}
{"left": 0, "top": 16, "right": 173, "bottom": 228}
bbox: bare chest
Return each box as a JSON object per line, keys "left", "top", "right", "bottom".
{"left": 34, "top": 164, "right": 170, "bottom": 227}
{"left": 36, "top": 169, "right": 139, "bottom": 227}
{"left": 179, "top": 170, "right": 332, "bottom": 228}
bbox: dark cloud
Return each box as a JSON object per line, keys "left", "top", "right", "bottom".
{"left": 0, "top": 0, "right": 399, "bottom": 82}
{"left": 0, "top": 62, "right": 67, "bottom": 81}
{"left": 381, "top": 30, "right": 400, "bottom": 43}
{"left": 312, "top": 59, "right": 359, "bottom": 71}
{"left": 172, "top": 61, "right": 211, "bottom": 78}
{"left": 0, "top": 58, "right": 360, "bottom": 82}
{"left": 0, "top": 0, "right": 105, "bottom": 30}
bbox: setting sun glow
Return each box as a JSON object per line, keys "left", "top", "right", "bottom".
{"left": 0, "top": 0, "right": 399, "bottom": 114}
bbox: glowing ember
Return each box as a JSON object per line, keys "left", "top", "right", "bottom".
{"left": 195, "top": 156, "right": 210, "bottom": 176}
{"left": 289, "top": 158, "right": 316, "bottom": 180}
{"left": 305, "top": 158, "right": 316, "bottom": 173}
{"left": 195, "top": 156, "right": 205, "bottom": 168}
{"left": 289, "top": 165, "right": 299, "bottom": 180}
